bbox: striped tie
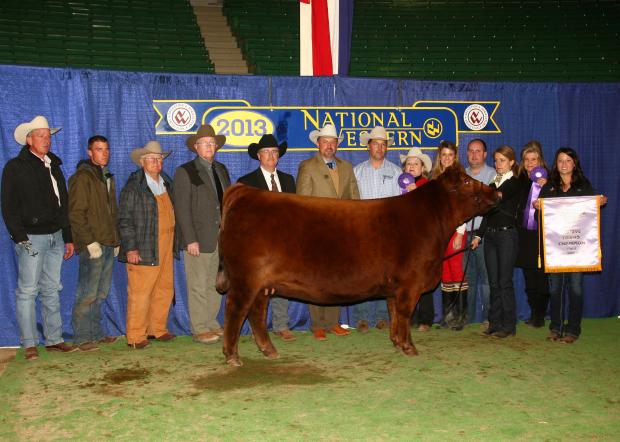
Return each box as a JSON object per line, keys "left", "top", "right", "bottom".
{"left": 270, "top": 173, "right": 279, "bottom": 192}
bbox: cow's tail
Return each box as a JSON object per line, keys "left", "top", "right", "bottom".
{"left": 215, "top": 238, "right": 230, "bottom": 293}
{"left": 215, "top": 254, "right": 229, "bottom": 294}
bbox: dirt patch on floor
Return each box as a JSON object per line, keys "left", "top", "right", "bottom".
{"left": 193, "top": 360, "right": 332, "bottom": 391}
{"left": 0, "top": 348, "right": 17, "bottom": 376}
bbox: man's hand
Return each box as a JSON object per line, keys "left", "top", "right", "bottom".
{"left": 86, "top": 242, "right": 102, "bottom": 259}
{"left": 64, "top": 243, "right": 75, "bottom": 260}
{"left": 126, "top": 250, "right": 141, "bottom": 264}
{"left": 470, "top": 237, "right": 481, "bottom": 250}
{"left": 186, "top": 242, "right": 200, "bottom": 257}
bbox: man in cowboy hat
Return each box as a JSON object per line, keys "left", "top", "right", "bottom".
{"left": 68, "top": 135, "right": 120, "bottom": 352}
{"left": 1, "top": 115, "right": 77, "bottom": 360}
{"left": 238, "top": 134, "right": 297, "bottom": 342}
{"left": 173, "top": 124, "right": 231, "bottom": 345}
{"left": 352, "top": 126, "right": 402, "bottom": 333}
{"left": 118, "top": 141, "right": 176, "bottom": 349}
{"left": 296, "top": 124, "right": 360, "bottom": 341}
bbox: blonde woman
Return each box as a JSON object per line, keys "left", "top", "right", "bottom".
{"left": 431, "top": 141, "right": 468, "bottom": 331}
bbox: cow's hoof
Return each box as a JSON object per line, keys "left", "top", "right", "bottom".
{"left": 226, "top": 356, "right": 243, "bottom": 367}
{"left": 262, "top": 348, "right": 279, "bottom": 359}
{"left": 402, "top": 345, "right": 419, "bottom": 356}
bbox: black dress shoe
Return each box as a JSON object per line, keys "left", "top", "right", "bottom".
{"left": 492, "top": 330, "right": 516, "bottom": 338}
{"left": 482, "top": 328, "right": 498, "bottom": 336}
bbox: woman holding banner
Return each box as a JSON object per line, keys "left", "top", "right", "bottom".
{"left": 536, "top": 147, "right": 606, "bottom": 344}
{"left": 471, "top": 146, "right": 521, "bottom": 338}
{"left": 516, "top": 141, "right": 550, "bottom": 328}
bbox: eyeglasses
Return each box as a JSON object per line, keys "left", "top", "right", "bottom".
{"left": 195, "top": 142, "right": 218, "bottom": 148}
{"left": 143, "top": 156, "right": 163, "bottom": 163}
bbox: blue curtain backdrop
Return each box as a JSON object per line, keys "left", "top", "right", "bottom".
{"left": 0, "top": 64, "right": 618, "bottom": 345}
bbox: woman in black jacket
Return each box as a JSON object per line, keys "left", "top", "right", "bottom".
{"left": 471, "top": 146, "right": 521, "bottom": 338}
{"left": 535, "top": 147, "right": 606, "bottom": 344}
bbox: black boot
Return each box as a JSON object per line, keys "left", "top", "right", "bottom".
{"left": 442, "top": 291, "right": 459, "bottom": 329}
{"left": 451, "top": 290, "right": 468, "bottom": 331}
{"left": 440, "top": 291, "right": 452, "bottom": 328}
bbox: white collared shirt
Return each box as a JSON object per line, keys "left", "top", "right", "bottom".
{"left": 494, "top": 170, "right": 514, "bottom": 188}
{"left": 260, "top": 167, "right": 281, "bottom": 192}
{"left": 39, "top": 154, "right": 61, "bottom": 206}
{"left": 145, "top": 173, "right": 167, "bottom": 196}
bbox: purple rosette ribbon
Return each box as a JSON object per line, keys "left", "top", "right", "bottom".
{"left": 398, "top": 172, "right": 415, "bottom": 194}
{"left": 524, "top": 166, "right": 548, "bottom": 230}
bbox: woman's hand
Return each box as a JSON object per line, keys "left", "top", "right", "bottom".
{"left": 533, "top": 199, "right": 541, "bottom": 210}
{"left": 406, "top": 183, "right": 417, "bottom": 192}
{"left": 536, "top": 177, "right": 547, "bottom": 187}
{"left": 453, "top": 233, "right": 463, "bottom": 250}
{"left": 126, "top": 250, "right": 141, "bottom": 264}
{"left": 470, "top": 237, "right": 481, "bottom": 250}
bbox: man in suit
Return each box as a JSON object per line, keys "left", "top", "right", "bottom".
{"left": 296, "top": 124, "right": 360, "bottom": 341}
{"left": 238, "top": 134, "right": 297, "bottom": 342}
{"left": 173, "top": 125, "right": 231, "bottom": 345}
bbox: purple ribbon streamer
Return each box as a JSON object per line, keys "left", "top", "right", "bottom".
{"left": 524, "top": 181, "right": 542, "bottom": 230}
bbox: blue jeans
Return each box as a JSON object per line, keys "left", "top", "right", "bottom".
{"left": 353, "top": 300, "right": 389, "bottom": 326}
{"left": 464, "top": 240, "right": 490, "bottom": 323}
{"left": 72, "top": 245, "right": 115, "bottom": 344}
{"left": 484, "top": 229, "right": 518, "bottom": 334}
{"left": 548, "top": 272, "right": 583, "bottom": 337}
{"left": 14, "top": 230, "right": 65, "bottom": 348}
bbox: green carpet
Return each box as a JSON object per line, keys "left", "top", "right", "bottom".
{"left": 1, "top": 318, "right": 619, "bottom": 440}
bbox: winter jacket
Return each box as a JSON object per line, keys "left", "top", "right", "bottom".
{"left": 68, "top": 160, "right": 120, "bottom": 252}
{"left": 1, "top": 146, "right": 72, "bottom": 243}
{"left": 117, "top": 168, "right": 177, "bottom": 265}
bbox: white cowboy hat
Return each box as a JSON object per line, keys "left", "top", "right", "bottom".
{"left": 359, "top": 126, "right": 394, "bottom": 147}
{"left": 14, "top": 116, "right": 61, "bottom": 145}
{"left": 130, "top": 141, "right": 171, "bottom": 166}
{"left": 399, "top": 147, "right": 433, "bottom": 173}
{"left": 309, "top": 124, "right": 343, "bottom": 145}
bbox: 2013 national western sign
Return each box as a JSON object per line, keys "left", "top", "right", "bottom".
{"left": 153, "top": 100, "right": 500, "bottom": 152}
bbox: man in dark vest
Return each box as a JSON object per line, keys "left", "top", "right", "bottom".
{"left": 238, "top": 134, "right": 297, "bottom": 341}
{"left": 173, "top": 125, "right": 231, "bottom": 345}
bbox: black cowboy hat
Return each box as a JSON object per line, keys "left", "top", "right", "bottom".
{"left": 248, "top": 134, "right": 287, "bottom": 160}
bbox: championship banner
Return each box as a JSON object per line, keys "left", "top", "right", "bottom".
{"left": 153, "top": 100, "right": 501, "bottom": 152}
{"left": 541, "top": 195, "right": 602, "bottom": 273}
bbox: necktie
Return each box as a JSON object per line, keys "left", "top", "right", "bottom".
{"left": 327, "top": 162, "right": 335, "bottom": 169}
{"left": 494, "top": 173, "right": 503, "bottom": 186}
{"left": 212, "top": 163, "right": 223, "bottom": 205}
{"left": 270, "top": 173, "right": 279, "bottom": 192}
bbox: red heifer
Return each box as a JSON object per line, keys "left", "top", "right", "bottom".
{"left": 216, "top": 166, "right": 499, "bottom": 366}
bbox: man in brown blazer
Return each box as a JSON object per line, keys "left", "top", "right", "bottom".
{"left": 296, "top": 124, "right": 360, "bottom": 340}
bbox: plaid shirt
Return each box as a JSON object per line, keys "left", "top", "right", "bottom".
{"left": 353, "top": 159, "right": 402, "bottom": 200}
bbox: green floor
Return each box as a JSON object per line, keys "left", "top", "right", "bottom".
{"left": 1, "top": 318, "right": 619, "bottom": 440}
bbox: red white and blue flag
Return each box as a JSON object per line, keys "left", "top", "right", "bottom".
{"left": 300, "top": 0, "right": 353, "bottom": 76}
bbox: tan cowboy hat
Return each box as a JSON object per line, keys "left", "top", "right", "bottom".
{"left": 309, "top": 124, "right": 344, "bottom": 145}
{"left": 185, "top": 124, "right": 226, "bottom": 151}
{"left": 14, "top": 116, "right": 61, "bottom": 145}
{"left": 359, "top": 126, "right": 394, "bottom": 147}
{"left": 130, "top": 141, "right": 171, "bottom": 166}
{"left": 399, "top": 147, "right": 433, "bottom": 173}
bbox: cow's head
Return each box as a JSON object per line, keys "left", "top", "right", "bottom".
{"left": 438, "top": 165, "right": 500, "bottom": 219}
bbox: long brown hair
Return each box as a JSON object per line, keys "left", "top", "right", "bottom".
{"left": 494, "top": 145, "right": 519, "bottom": 175}
{"left": 431, "top": 140, "right": 461, "bottom": 179}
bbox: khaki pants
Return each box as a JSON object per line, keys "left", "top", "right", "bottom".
{"left": 309, "top": 305, "right": 340, "bottom": 331}
{"left": 183, "top": 246, "right": 223, "bottom": 334}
